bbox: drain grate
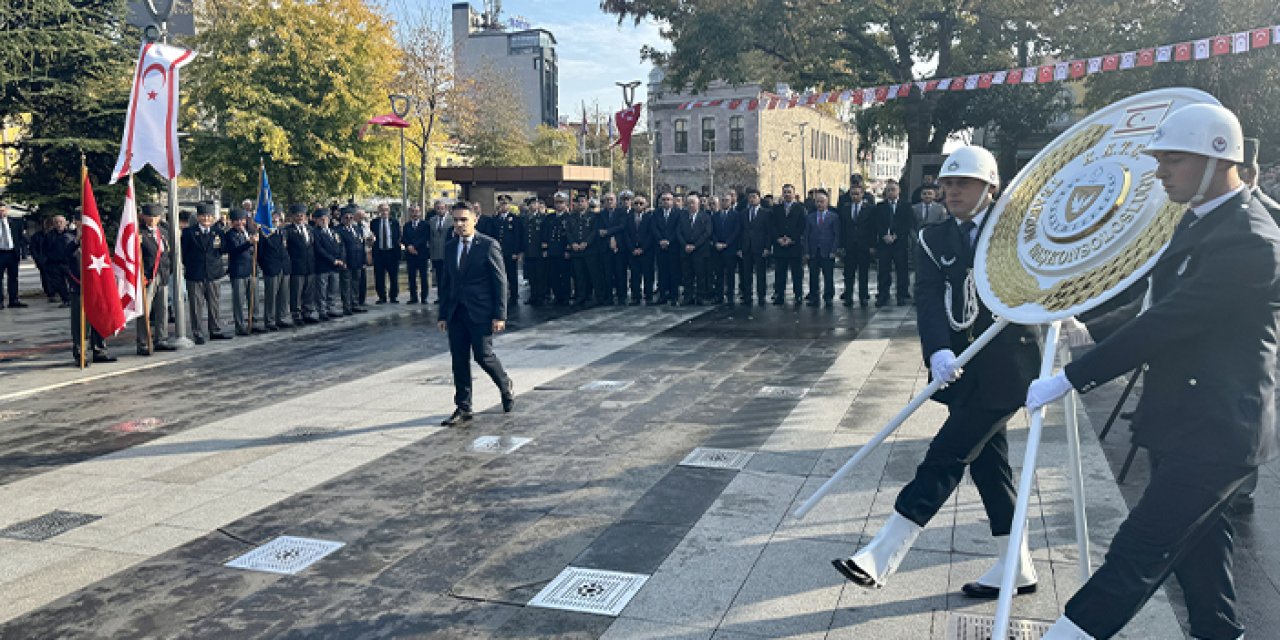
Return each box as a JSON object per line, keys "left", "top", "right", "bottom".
{"left": 679, "top": 447, "right": 754, "bottom": 470}
{"left": 528, "top": 343, "right": 565, "bottom": 351}
{"left": 527, "top": 567, "right": 649, "bottom": 616}
{"left": 757, "top": 385, "right": 809, "bottom": 399}
{"left": 225, "top": 536, "right": 344, "bottom": 575}
{"left": 579, "top": 380, "right": 634, "bottom": 392}
{"left": 466, "top": 435, "right": 532, "bottom": 455}
{"left": 274, "top": 427, "right": 338, "bottom": 442}
{"left": 945, "top": 613, "right": 1053, "bottom": 640}
{"left": 0, "top": 510, "right": 101, "bottom": 541}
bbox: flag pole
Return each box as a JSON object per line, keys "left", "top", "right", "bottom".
{"left": 135, "top": 176, "right": 153, "bottom": 353}
{"left": 248, "top": 157, "right": 263, "bottom": 334}
{"left": 79, "top": 156, "right": 88, "bottom": 369}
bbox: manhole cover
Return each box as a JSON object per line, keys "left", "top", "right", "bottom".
{"left": 275, "top": 427, "right": 338, "bottom": 442}
{"left": 466, "top": 435, "right": 532, "bottom": 455}
{"left": 225, "top": 536, "right": 345, "bottom": 575}
{"left": 0, "top": 511, "right": 101, "bottom": 541}
{"left": 529, "top": 343, "right": 564, "bottom": 350}
{"left": 757, "top": 385, "right": 809, "bottom": 399}
{"left": 945, "top": 613, "right": 1053, "bottom": 640}
{"left": 110, "top": 417, "right": 165, "bottom": 433}
{"left": 527, "top": 567, "right": 649, "bottom": 616}
{"left": 679, "top": 447, "right": 754, "bottom": 471}
{"left": 579, "top": 380, "right": 634, "bottom": 392}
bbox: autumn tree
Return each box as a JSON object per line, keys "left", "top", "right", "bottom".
{"left": 389, "top": 2, "right": 461, "bottom": 206}
{"left": 451, "top": 62, "right": 532, "bottom": 167}
{"left": 528, "top": 124, "right": 577, "bottom": 165}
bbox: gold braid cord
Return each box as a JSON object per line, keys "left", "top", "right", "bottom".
{"left": 984, "top": 124, "right": 1182, "bottom": 311}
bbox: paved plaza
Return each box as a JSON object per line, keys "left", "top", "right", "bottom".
{"left": 0, "top": 266, "right": 1277, "bottom": 639}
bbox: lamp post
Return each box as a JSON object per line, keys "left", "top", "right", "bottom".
{"left": 617, "top": 80, "right": 641, "bottom": 191}
{"left": 768, "top": 149, "right": 779, "bottom": 194}
{"left": 390, "top": 94, "right": 411, "bottom": 216}
{"left": 797, "top": 121, "right": 809, "bottom": 197}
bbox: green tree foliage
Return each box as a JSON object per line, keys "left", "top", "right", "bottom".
{"left": 1, "top": 0, "right": 137, "bottom": 212}
{"left": 529, "top": 125, "right": 578, "bottom": 165}
{"left": 184, "top": 0, "right": 401, "bottom": 204}
{"left": 451, "top": 64, "right": 532, "bottom": 167}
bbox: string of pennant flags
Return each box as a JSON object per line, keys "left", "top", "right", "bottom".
{"left": 676, "top": 24, "right": 1279, "bottom": 112}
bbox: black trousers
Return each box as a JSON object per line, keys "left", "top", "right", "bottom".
{"left": 447, "top": 308, "right": 510, "bottom": 412}
{"left": 357, "top": 266, "right": 368, "bottom": 305}
{"left": 628, "top": 252, "right": 653, "bottom": 301}
{"left": 525, "top": 257, "right": 547, "bottom": 303}
{"left": 405, "top": 256, "right": 428, "bottom": 301}
{"left": 611, "top": 252, "right": 629, "bottom": 301}
{"left": 599, "top": 250, "right": 616, "bottom": 302}
{"left": 655, "top": 248, "right": 680, "bottom": 301}
{"left": 894, "top": 405, "right": 1017, "bottom": 536}
{"left": 0, "top": 249, "right": 18, "bottom": 304}
{"left": 681, "top": 252, "right": 710, "bottom": 301}
{"left": 571, "top": 254, "right": 595, "bottom": 304}
{"left": 712, "top": 249, "right": 738, "bottom": 300}
{"left": 807, "top": 256, "right": 835, "bottom": 300}
{"left": 551, "top": 257, "right": 571, "bottom": 303}
{"left": 1065, "top": 455, "right": 1253, "bottom": 640}
{"left": 773, "top": 255, "right": 803, "bottom": 301}
{"left": 69, "top": 293, "right": 108, "bottom": 359}
{"left": 842, "top": 247, "right": 871, "bottom": 301}
{"left": 876, "top": 241, "right": 910, "bottom": 301}
{"left": 741, "top": 251, "right": 768, "bottom": 302}
{"left": 504, "top": 255, "right": 520, "bottom": 302}
{"left": 372, "top": 250, "right": 399, "bottom": 301}
{"left": 48, "top": 263, "right": 71, "bottom": 302}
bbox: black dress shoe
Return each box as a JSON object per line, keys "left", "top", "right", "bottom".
{"left": 502, "top": 381, "right": 516, "bottom": 413}
{"left": 194, "top": 337, "right": 207, "bottom": 345}
{"left": 92, "top": 353, "right": 118, "bottom": 363}
{"left": 897, "top": 299, "right": 909, "bottom": 306}
{"left": 831, "top": 558, "right": 878, "bottom": 588}
{"left": 772, "top": 298, "right": 785, "bottom": 305}
{"left": 155, "top": 343, "right": 178, "bottom": 351}
{"left": 136, "top": 347, "right": 152, "bottom": 356}
{"left": 806, "top": 300, "right": 819, "bottom": 307}
{"left": 278, "top": 322, "right": 295, "bottom": 329}
{"left": 303, "top": 317, "right": 320, "bottom": 324}
{"left": 842, "top": 299, "right": 854, "bottom": 307}
{"left": 408, "top": 297, "right": 419, "bottom": 304}
{"left": 353, "top": 307, "right": 369, "bottom": 313}
{"left": 8, "top": 301, "right": 28, "bottom": 308}
{"left": 441, "top": 408, "right": 473, "bottom": 426}
{"left": 960, "top": 581, "right": 1037, "bottom": 599}
{"left": 875, "top": 299, "right": 887, "bottom": 308}
{"left": 376, "top": 299, "right": 386, "bottom": 304}
{"left": 860, "top": 299, "right": 870, "bottom": 308}
{"left": 211, "top": 333, "right": 233, "bottom": 340}
{"left": 236, "top": 329, "right": 250, "bottom": 336}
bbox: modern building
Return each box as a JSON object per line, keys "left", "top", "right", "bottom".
{"left": 647, "top": 69, "right": 857, "bottom": 198}
{"left": 452, "top": 2, "right": 559, "bottom": 131}
{"left": 868, "top": 137, "right": 910, "bottom": 185}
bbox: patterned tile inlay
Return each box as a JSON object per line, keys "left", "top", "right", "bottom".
{"left": 274, "top": 426, "right": 338, "bottom": 442}
{"left": 466, "top": 435, "right": 532, "bottom": 455}
{"left": 528, "top": 343, "right": 565, "bottom": 350}
{"left": 224, "top": 536, "right": 345, "bottom": 575}
{"left": 527, "top": 567, "right": 649, "bottom": 616}
{"left": 756, "top": 385, "right": 809, "bottom": 399}
{"left": 0, "top": 511, "right": 101, "bottom": 541}
{"left": 578, "top": 380, "right": 634, "bottom": 392}
{"left": 945, "top": 613, "right": 1052, "bottom": 640}
{"left": 679, "top": 447, "right": 754, "bottom": 471}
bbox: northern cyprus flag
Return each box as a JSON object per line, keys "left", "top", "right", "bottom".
{"left": 111, "top": 41, "right": 195, "bottom": 183}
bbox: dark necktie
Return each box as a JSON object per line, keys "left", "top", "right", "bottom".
{"left": 460, "top": 238, "right": 470, "bottom": 267}
{"left": 960, "top": 220, "right": 976, "bottom": 254}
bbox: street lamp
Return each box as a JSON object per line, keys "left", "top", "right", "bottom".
{"left": 617, "top": 80, "right": 641, "bottom": 191}
{"left": 390, "top": 94, "right": 411, "bottom": 217}
{"left": 797, "top": 121, "right": 809, "bottom": 197}
{"left": 768, "top": 149, "right": 779, "bottom": 194}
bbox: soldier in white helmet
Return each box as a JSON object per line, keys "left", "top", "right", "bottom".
{"left": 1028, "top": 103, "right": 1280, "bottom": 639}
{"left": 832, "top": 146, "right": 1044, "bottom": 601}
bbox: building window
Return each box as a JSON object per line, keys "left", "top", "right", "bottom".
{"left": 729, "top": 116, "right": 744, "bottom": 152}
{"left": 654, "top": 124, "right": 663, "bottom": 156}
{"left": 674, "top": 119, "right": 688, "bottom": 154}
{"left": 701, "top": 117, "right": 716, "bottom": 153}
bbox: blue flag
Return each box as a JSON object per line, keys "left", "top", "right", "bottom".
{"left": 254, "top": 164, "right": 273, "bottom": 230}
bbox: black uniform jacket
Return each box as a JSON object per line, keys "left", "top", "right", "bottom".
{"left": 257, "top": 227, "right": 290, "bottom": 278}
{"left": 284, "top": 224, "right": 315, "bottom": 276}
{"left": 915, "top": 213, "right": 1040, "bottom": 410}
{"left": 181, "top": 226, "right": 227, "bottom": 282}
{"left": 223, "top": 228, "right": 256, "bottom": 279}
{"left": 1067, "top": 190, "right": 1280, "bottom": 466}
{"left": 313, "top": 226, "right": 344, "bottom": 274}
{"left": 140, "top": 225, "right": 173, "bottom": 285}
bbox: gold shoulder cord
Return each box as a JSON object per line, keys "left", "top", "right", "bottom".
{"left": 984, "top": 125, "right": 1184, "bottom": 312}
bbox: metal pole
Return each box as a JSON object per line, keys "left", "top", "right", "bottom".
{"left": 793, "top": 319, "right": 1011, "bottom": 518}
{"left": 798, "top": 122, "right": 809, "bottom": 197}
{"left": 1064, "top": 383, "right": 1092, "bottom": 583}
{"left": 992, "top": 322, "right": 1061, "bottom": 640}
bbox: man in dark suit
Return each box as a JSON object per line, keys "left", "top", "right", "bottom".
{"left": 804, "top": 190, "right": 840, "bottom": 306}
{"left": 651, "top": 191, "right": 683, "bottom": 305}
{"left": 492, "top": 203, "right": 525, "bottom": 305}
{"left": 136, "top": 203, "right": 175, "bottom": 354}
{"left": 1029, "top": 105, "right": 1280, "bottom": 640}
{"left": 620, "top": 193, "right": 655, "bottom": 304}
{"left": 565, "top": 195, "right": 599, "bottom": 307}
{"left": 677, "top": 193, "right": 713, "bottom": 304}
{"left": 544, "top": 193, "right": 571, "bottom": 305}
{"left": 223, "top": 209, "right": 259, "bottom": 335}
{"left": 522, "top": 198, "right": 549, "bottom": 305}
{"left": 0, "top": 202, "right": 28, "bottom": 309}
{"left": 336, "top": 208, "right": 368, "bottom": 315}
{"left": 604, "top": 192, "right": 631, "bottom": 304}
{"left": 284, "top": 203, "right": 318, "bottom": 324}
{"left": 401, "top": 205, "right": 430, "bottom": 304}
{"left": 427, "top": 200, "right": 452, "bottom": 302}
{"left": 711, "top": 194, "right": 743, "bottom": 304}
{"left": 838, "top": 184, "right": 873, "bottom": 307}
{"left": 833, "top": 146, "right": 1042, "bottom": 600}
{"left": 437, "top": 202, "right": 514, "bottom": 427}
{"left": 370, "top": 203, "right": 401, "bottom": 303}
{"left": 256, "top": 210, "right": 291, "bottom": 330}
{"left": 771, "top": 184, "right": 807, "bottom": 304}
{"left": 871, "top": 180, "right": 914, "bottom": 306}
{"left": 312, "top": 208, "right": 345, "bottom": 320}
{"left": 181, "top": 202, "right": 232, "bottom": 343}
{"left": 740, "top": 188, "right": 771, "bottom": 305}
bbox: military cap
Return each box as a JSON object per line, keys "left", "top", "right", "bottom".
{"left": 619, "top": 190, "right": 634, "bottom": 199}
{"left": 553, "top": 191, "right": 568, "bottom": 201}
{"left": 140, "top": 203, "right": 165, "bottom": 217}
{"left": 288, "top": 203, "right": 308, "bottom": 215}
{"left": 229, "top": 209, "right": 248, "bottom": 221}
{"left": 311, "top": 208, "right": 330, "bottom": 219}
{"left": 195, "top": 202, "right": 217, "bottom": 215}
{"left": 1243, "top": 137, "right": 1260, "bottom": 167}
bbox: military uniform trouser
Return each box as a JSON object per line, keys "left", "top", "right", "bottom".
{"left": 230, "top": 276, "right": 255, "bottom": 332}
{"left": 315, "top": 271, "right": 340, "bottom": 315}
{"left": 289, "top": 274, "right": 316, "bottom": 320}
{"left": 69, "top": 294, "right": 107, "bottom": 360}
{"left": 525, "top": 257, "right": 547, "bottom": 302}
{"left": 260, "top": 274, "right": 289, "bottom": 326}
{"left": 187, "top": 279, "right": 225, "bottom": 340}
{"left": 137, "top": 280, "right": 170, "bottom": 348}
{"left": 341, "top": 268, "right": 359, "bottom": 312}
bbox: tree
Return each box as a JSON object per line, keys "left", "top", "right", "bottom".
{"left": 712, "top": 156, "right": 757, "bottom": 194}
{"left": 183, "top": 0, "right": 401, "bottom": 204}
{"left": 390, "top": 2, "right": 461, "bottom": 206}
{"left": 529, "top": 124, "right": 577, "bottom": 165}
{"left": 1, "top": 0, "right": 139, "bottom": 213}
{"left": 451, "top": 63, "right": 532, "bottom": 166}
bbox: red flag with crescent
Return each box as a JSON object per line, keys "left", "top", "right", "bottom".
{"left": 80, "top": 171, "right": 127, "bottom": 337}
{"left": 111, "top": 42, "right": 195, "bottom": 183}
{"left": 613, "top": 103, "right": 643, "bottom": 155}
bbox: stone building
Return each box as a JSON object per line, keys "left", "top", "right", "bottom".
{"left": 647, "top": 69, "right": 857, "bottom": 198}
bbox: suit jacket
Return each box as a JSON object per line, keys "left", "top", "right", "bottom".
{"left": 371, "top": 217, "right": 402, "bottom": 256}
{"left": 677, "top": 209, "right": 713, "bottom": 256}
{"left": 741, "top": 203, "right": 772, "bottom": 258}
{"left": 492, "top": 213, "right": 526, "bottom": 257}
{"left": 620, "top": 208, "right": 654, "bottom": 254}
{"left": 284, "top": 223, "right": 315, "bottom": 276}
{"left": 1067, "top": 190, "right": 1280, "bottom": 466}
{"left": 1252, "top": 186, "right": 1280, "bottom": 226}
{"left": 870, "top": 199, "right": 915, "bottom": 246}
{"left": 838, "top": 199, "right": 873, "bottom": 251}
{"left": 913, "top": 201, "right": 948, "bottom": 228}
{"left": 336, "top": 225, "right": 365, "bottom": 268}
{"left": 713, "top": 208, "right": 743, "bottom": 255}
{"left": 223, "top": 228, "right": 256, "bottom": 279}
{"left": 771, "top": 200, "right": 807, "bottom": 258}
{"left": 650, "top": 208, "right": 682, "bottom": 252}
{"left": 1, "top": 216, "right": 26, "bottom": 256}
{"left": 605, "top": 207, "right": 629, "bottom": 250}
{"left": 257, "top": 227, "right": 290, "bottom": 277}
{"left": 181, "top": 226, "right": 227, "bottom": 282}
{"left": 915, "top": 214, "right": 1040, "bottom": 410}
{"left": 428, "top": 214, "right": 451, "bottom": 258}
{"left": 805, "top": 208, "right": 841, "bottom": 258}
{"left": 401, "top": 218, "right": 430, "bottom": 261}
{"left": 313, "top": 225, "right": 344, "bottom": 274}
{"left": 139, "top": 224, "right": 173, "bottom": 285}
{"left": 438, "top": 232, "right": 507, "bottom": 325}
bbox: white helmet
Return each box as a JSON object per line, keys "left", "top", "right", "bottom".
{"left": 940, "top": 146, "right": 1001, "bottom": 188}
{"left": 1141, "top": 103, "right": 1243, "bottom": 163}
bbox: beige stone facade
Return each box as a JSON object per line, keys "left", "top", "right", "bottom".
{"left": 648, "top": 72, "right": 857, "bottom": 198}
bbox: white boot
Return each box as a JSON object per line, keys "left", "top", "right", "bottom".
{"left": 1041, "top": 615, "right": 1093, "bottom": 640}
{"left": 832, "top": 512, "right": 922, "bottom": 587}
{"left": 962, "top": 533, "right": 1039, "bottom": 597}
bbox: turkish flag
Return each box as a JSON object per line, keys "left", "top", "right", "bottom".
{"left": 1253, "top": 28, "right": 1272, "bottom": 48}
{"left": 1006, "top": 69, "right": 1024, "bottom": 85}
{"left": 1037, "top": 65, "right": 1054, "bottom": 83}
{"left": 1069, "top": 60, "right": 1086, "bottom": 79}
{"left": 1102, "top": 54, "right": 1120, "bottom": 71}
{"left": 110, "top": 42, "right": 195, "bottom": 183}
{"left": 874, "top": 86, "right": 889, "bottom": 102}
{"left": 924, "top": 79, "right": 940, "bottom": 92}
{"left": 613, "top": 103, "right": 642, "bottom": 155}
{"left": 112, "top": 178, "right": 144, "bottom": 324}
{"left": 1212, "top": 35, "right": 1232, "bottom": 55}
{"left": 979, "top": 73, "right": 994, "bottom": 88}
{"left": 1175, "top": 42, "right": 1193, "bottom": 61}
{"left": 80, "top": 171, "right": 126, "bottom": 338}
{"left": 1137, "top": 49, "right": 1155, "bottom": 67}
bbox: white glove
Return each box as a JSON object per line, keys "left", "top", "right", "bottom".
{"left": 1060, "top": 316, "right": 1094, "bottom": 348}
{"left": 1026, "top": 372, "right": 1074, "bottom": 412}
{"left": 929, "top": 349, "right": 962, "bottom": 385}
